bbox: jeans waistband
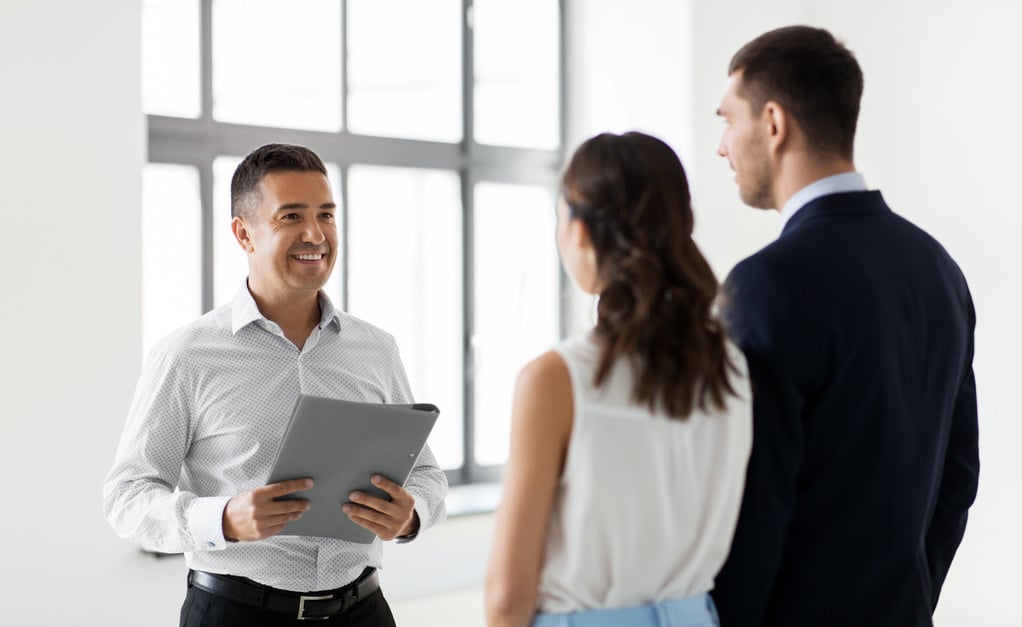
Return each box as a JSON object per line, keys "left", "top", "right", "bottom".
{"left": 531, "top": 593, "right": 718, "bottom": 627}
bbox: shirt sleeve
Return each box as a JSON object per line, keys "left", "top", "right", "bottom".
{"left": 102, "top": 341, "right": 230, "bottom": 554}
{"left": 401, "top": 442, "right": 448, "bottom": 536}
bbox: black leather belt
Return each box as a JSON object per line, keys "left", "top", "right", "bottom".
{"left": 188, "top": 567, "right": 380, "bottom": 621}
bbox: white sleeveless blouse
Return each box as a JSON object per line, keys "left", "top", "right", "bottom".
{"left": 536, "top": 332, "right": 753, "bottom": 613}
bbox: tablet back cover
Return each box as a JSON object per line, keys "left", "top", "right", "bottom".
{"left": 266, "top": 395, "right": 439, "bottom": 543}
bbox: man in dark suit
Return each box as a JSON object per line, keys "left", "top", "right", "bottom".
{"left": 710, "top": 26, "right": 979, "bottom": 626}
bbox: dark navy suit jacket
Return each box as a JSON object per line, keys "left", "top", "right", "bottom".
{"left": 711, "top": 191, "right": 979, "bottom": 626}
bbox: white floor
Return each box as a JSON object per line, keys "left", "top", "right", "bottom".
{"left": 391, "top": 587, "right": 486, "bottom": 627}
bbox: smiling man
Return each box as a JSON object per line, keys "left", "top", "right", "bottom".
{"left": 104, "top": 144, "right": 447, "bottom": 626}
{"left": 710, "top": 27, "right": 979, "bottom": 627}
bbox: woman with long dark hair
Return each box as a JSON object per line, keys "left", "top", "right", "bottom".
{"left": 485, "top": 132, "right": 753, "bottom": 627}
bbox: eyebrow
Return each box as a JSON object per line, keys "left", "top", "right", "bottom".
{"left": 275, "top": 202, "right": 337, "bottom": 212}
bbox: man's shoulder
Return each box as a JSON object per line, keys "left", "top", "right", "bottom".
{"left": 806, "top": 194, "right": 968, "bottom": 283}
{"left": 147, "top": 305, "right": 232, "bottom": 360}
{"left": 886, "top": 210, "right": 964, "bottom": 266}
{"left": 722, "top": 237, "right": 825, "bottom": 337}
{"left": 330, "top": 311, "right": 400, "bottom": 349}
{"left": 727, "top": 238, "right": 800, "bottom": 289}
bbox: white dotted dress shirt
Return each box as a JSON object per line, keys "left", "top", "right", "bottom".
{"left": 103, "top": 282, "right": 448, "bottom": 592}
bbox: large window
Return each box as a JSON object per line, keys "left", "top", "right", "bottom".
{"left": 141, "top": 0, "right": 565, "bottom": 485}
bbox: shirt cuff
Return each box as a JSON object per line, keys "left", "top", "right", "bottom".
{"left": 187, "top": 495, "right": 233, "bottom": 551}
{"left": 396, "top": 495, "right": 423, "bottom": 544}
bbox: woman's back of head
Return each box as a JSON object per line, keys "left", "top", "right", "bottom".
{"left": 560, "top": 131, "right": 737, "bottom": 417}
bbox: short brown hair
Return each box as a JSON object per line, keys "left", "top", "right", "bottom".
{"left": 231, "top": 143, "right": 328, "bottom": 219}
{"left": 729, "top": 25, "right": 863, "bottom": 159}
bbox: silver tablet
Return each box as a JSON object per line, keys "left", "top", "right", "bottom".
{"left": 266, "top": 394, "right": 439, "bottom": 543}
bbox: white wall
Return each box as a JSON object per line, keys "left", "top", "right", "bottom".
{"left": 0, "top": 0, "right": 149, "bottom": 624}
{"left": 561, "top": 0, "right": 699, "bottom": 333}
{"left": 564, "top": 0, "right": 694, "bottom": 157}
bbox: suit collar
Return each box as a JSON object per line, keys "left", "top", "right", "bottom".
{"left": 780, "top": 190, "right": 891, "bottom": 238}
{"left": 779, "top": 172, "right": 867, "bottom": 232}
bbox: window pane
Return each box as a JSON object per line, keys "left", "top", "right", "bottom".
{"left": 142, "top": 164, "right": 202, "bottom": 357}
{"left": 142, "top": 0, "right": 200, "bottom": 118}
{"left": 348, "top": 166, "right": 464, "bottom": 469}
{"left": 213, "top": 156, "right": 246, "bottom": 308}
{"left": 473, "top": 0, "right": 560, "bottom": 149}
{"left": 347, "top": 0, "right": 462, "bottom": 142}
{"left": 213, "top": 157, "right": 343, "bottom": 308}
{"left": 212, "top": 0, "right": 342, "bottom": 131}
{"left": 473, "top": 183, "right": 559, "bottom": 466}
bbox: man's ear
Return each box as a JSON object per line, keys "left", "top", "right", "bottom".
{"left": 762, "top": 100, "right": 789, "bottom": 153}
{"left": 231, "top": 216, "right": 253, "bottom": 252}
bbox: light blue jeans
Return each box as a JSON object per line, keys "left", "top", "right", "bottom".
{"left": 531, "top": 594, "right": 719, "bottom": 627}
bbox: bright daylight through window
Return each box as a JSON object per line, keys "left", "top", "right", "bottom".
{"left": 141, "top": 0, "right": 564, "bottom": 484}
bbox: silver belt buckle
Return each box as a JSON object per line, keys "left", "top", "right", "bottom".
{"left": 297, "top": 594, "right": 334, "bottom": 621}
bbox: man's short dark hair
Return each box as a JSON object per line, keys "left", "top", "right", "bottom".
{"left": 729, "top": 25, "right": 864, "bottom": 160}
{"left": 231, "top": 143, "right": 328, "bottom": 219}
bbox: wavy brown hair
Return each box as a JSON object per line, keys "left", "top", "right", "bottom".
{"left": 561, "top": 132, "right": 736, "bottom": 418}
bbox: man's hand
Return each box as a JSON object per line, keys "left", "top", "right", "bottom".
{"left": 222, "top": 479, "right": 313, "bottom": 542}
{"left": 342, "top": 475, "right": 418, "bottom": 541}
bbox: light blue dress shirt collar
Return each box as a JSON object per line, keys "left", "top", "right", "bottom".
{"left": 778, "top": 172, "right": 868, "bottom": 233}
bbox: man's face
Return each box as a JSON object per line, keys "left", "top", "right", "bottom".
{"left": 716, "top": 71, "right": 775, "bottom": 209}
{"left": 235, "top": 170, "right": 338, "bottom": 299}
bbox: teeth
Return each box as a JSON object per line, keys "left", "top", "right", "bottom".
{"left": 293, "top": 254, "right": 324, "bottom": 261}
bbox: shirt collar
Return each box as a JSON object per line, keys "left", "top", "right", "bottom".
{"left": 316, "top": 291, "right": 342, "bottom": 332}
{"left": 231, "top": 280, "right": 342, "bottom": 335}
{"left": 778, "top": 172, "right": 868, "bottom": 233}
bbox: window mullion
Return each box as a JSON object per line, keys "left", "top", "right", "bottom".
{"left": 199, "top": 0, "right": 215, "bottom": 313}
{"left": 462, "top": 0, "right": 475, "bottom": 157}
{"left": 461, "top": 168, "right": 476, "bottom": 483}
{"left": 461, "top": 0, "right": 476, "bottom": 482}
{"left": 340, "top": 0, "right": 349, "bottom": 132}
{"left": 339, "top": 164, "right": 350, "bottom": 311}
